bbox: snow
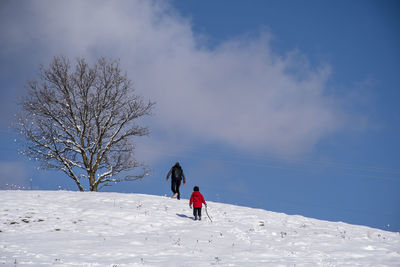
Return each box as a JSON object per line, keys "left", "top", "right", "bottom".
{"left": 0, "top": 191, "right": 399, "bottom": 266}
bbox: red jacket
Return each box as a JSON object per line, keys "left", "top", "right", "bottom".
{"left": 190, "top": 191, "right": 206, "bottom": 208}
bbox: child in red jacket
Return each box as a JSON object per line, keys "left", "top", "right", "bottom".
{"left": 189, "top": 186, "right": 206, "bottom": 221}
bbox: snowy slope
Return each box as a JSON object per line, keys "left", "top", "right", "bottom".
{"left": 0, "top": 191, "right": 399, "bottom": 266}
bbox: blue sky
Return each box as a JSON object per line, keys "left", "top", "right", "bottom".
{"left": 0, "top": 0, "right": 399, "bottom": 231}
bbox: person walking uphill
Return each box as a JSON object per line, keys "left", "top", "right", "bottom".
{"left": 189, "top": 186, "right": 207, "bottom": 221}
{"left": 166, "top": 162, "right": 186, "bottom": 199}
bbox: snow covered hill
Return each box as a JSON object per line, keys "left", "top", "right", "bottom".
{"left": 1, "top": 191, "right": 399, "bottom": 266}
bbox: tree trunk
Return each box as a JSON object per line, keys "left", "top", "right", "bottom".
{"left": 89, "top": 172, "right": 97, "bottom": 192}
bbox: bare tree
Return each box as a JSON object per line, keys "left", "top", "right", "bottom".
{"left": 16, "top": 56, "right": 155, "bottom": 191}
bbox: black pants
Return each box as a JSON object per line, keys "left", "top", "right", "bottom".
{"left": 171, "top": 178, "right": 181, "bottom": 199}
{"left": 193, "top": 207, "right": 202, "bottom": 220}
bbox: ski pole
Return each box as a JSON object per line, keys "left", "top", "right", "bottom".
{"left": 205, "top": 205, "right": 212, "bottom": 222}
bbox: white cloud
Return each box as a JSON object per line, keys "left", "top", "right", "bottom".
{"left": 1, "top": 0, "right": 345, "bottom": 156}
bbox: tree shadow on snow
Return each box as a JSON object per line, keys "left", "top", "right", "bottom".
{"left": 176, "top": 213, "right": 195, "bottom": 220}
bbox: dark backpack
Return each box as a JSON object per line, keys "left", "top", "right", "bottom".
{"left": 172, "top": 166, "right": 182, "bottom": 179}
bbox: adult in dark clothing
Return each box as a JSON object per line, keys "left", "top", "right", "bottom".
{"left": 166, "top": 162, "right": 186, "bottom": 199}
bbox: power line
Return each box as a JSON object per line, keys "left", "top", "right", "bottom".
{"left": 2, "top": 130, "right": 399, "bottom": 180}
{"left": 142, "top": 142, "right": 400, "bottom": 175}
{"left": 140, "top": 145, "right": 400, "bottom": 182}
